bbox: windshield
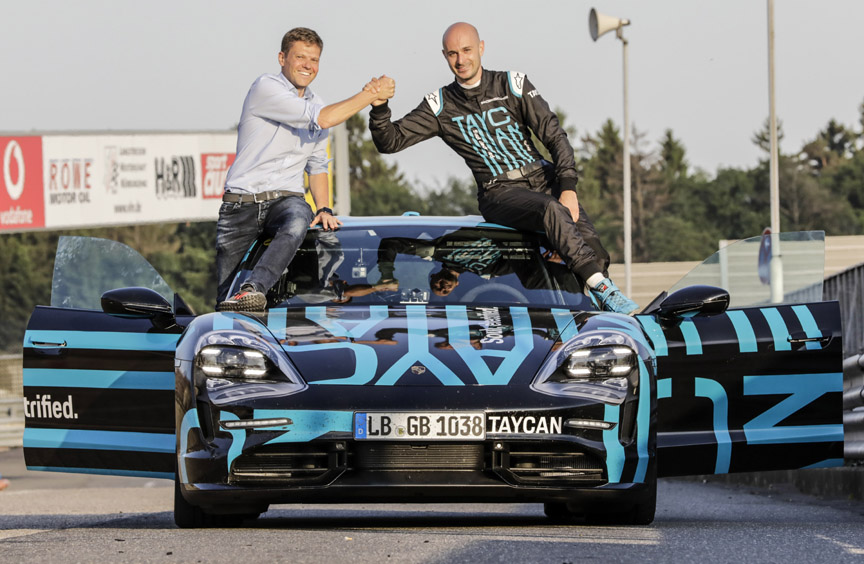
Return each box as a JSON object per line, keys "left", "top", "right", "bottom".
{"left": 240, "top": 225, "right": 595, "bottom": 309}
{"left": 51, "top": 236, "right": 174, "bottom": 310}
{"left": 669, "top": 231, "right": 825, "bottom": 308}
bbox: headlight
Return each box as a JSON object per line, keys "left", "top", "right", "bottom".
{"left": 561, "top": 346, "right": 635, "bottom": 384}
{"left": 198, "top": 346, "right": 272, "bottom": 379}
{"left": 532, "top": 332, "right": 639, "bottom": 404}
{"left": 194, "top": 344, "right": 306, "bottom": 404}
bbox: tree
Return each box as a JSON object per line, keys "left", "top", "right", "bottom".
{"left": 576, "top": 120, "right": 625, "bottom": 260}
{"left": 800, "top": 119, "right": 857, "bottom": 174}
{"left": 659, "top": 129, "right": 688, "bottom": 181}
{"left": 423, "top": 177, "right": 479, "bottom": 215}
{"left": 752, "top": 117, "right": 785, "bottom": 154}
{"left": 344, "top": 114, "right": 427, "bottom": 216}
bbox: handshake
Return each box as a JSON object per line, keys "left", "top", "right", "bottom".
{"left": 364, "top": 75, "right": 395, "bottom": 106}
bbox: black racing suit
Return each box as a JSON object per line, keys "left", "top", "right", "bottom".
{"left": 368, "top": 68, "right": 610, "bottom": 280}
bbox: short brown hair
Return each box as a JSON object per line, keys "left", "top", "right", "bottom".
{"left": 281, "top": 28, "right": 323, "bottom": 53}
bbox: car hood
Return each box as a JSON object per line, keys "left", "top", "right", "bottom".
{"left": 260, "top": 304, "right": 596, "bottom": 387}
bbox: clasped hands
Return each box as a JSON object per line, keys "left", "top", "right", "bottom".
{"left": 364, "top": 75, "right": 395, "bottom": 106}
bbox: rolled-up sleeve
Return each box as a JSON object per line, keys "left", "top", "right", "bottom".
{"left": 248, "top": 75, "right": 324, "bottom": 130}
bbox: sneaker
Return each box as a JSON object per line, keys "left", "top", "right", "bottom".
{"left": 590, "top": 278, "right": 638, "bottom": 315}
{"left": 0, "top": 478, "right": 9, "bottom": 491}
{"left": 217, "top": 284, "right": 266, "bottom": 312}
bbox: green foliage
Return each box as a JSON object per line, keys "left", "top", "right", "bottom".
{"left": 345, "top": 114, "right": 427, "bottom": 216}
{"left": 423, "top": 177, "right": 480, "bottom": 216}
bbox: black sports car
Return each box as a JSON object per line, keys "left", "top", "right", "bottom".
{"left": 21, "top": 216, "right": 844, "bottom": 527}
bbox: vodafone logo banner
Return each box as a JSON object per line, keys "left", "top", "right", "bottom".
{"left": 0, "top": 136, "right": 46, "bottom": 231}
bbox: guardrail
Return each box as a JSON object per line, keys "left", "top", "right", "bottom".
{"left": 825, "top": 262, "right": 864, "bottom": 357}
{"left": 823, "top": 262, "right": 863, "bottom": 461}
{"left": 0, "top": 397, "right": 24, "bottom": 448}
{"left": 844, "top": 353, "right": 864, "bottom": 460}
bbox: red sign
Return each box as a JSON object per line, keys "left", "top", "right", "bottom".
{"left": 0, "top": 137, "right": 45, "bottom": 230}
{"left": 201, "top": 153, "right": 235, "bottom": 199}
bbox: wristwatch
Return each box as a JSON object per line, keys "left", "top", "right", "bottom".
{"left": 316, "top": 207, "right": 334, "bottom": 216}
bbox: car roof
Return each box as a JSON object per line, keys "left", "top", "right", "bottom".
{"left": 330, "top": 214, "right": 517, "bottom": 231}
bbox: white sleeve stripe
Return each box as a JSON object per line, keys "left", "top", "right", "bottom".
{"left": 425, "top": 88, "right": 443, "bottom": 116}
{"left": 508, "top": 71, "right": 526, "bottom": 97}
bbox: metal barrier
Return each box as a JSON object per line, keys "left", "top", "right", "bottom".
{"left": 824, "top": 262, "right": 864, "bottom": 461}
{"left": 0, "top": 398, "right": 24, "bottom": 448}
{"left": 0, "top": 355, "right": 24, "bottom": 447}
{"left": 825, "top": 262, "right": 864, "bottom": 357}
{"left": 844, "top": 354, "right": 864, "bottom": 460}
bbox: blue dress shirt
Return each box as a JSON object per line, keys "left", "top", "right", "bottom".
{"left": 224, "top": 71, "right": 330, "bottom": 195}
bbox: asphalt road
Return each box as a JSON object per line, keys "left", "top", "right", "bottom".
{"left": 2, "top": 447, "right": 863, "bottom": 564}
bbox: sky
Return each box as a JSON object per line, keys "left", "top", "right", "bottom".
{"left": 2, "top": 0, "right": 863, "bottom": 190}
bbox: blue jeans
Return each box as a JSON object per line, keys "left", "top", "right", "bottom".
{"left": 215, "top": 195, "right": 314, "bottom": 303}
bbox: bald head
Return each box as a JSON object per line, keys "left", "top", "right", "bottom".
{"left": 442, "top": 22, "right": 480, "bottom": 48}
{"left": 442, "top": 22, "right": 484, "bottom": 85}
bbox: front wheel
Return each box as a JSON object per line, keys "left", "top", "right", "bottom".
{"left": 544, "top": 467, "right": 657, "bottom": 526}
{"left": 174, "top": 476, "right": 263, "bottom": 528}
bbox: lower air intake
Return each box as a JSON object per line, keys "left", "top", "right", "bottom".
{"left": 353, "top": 443, "right": 484, "bottom": 470}
{"left": 494, "top": 442, "right": 605, "bottom": 485}
{"left": 230, "top": 443, "right": 345, "bottom": 485}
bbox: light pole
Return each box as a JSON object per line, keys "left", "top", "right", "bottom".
{"left": 767, "top": 0, "right": 783, "bottom": 303}
{"left": 589, "top": 8, "right": 632, "bottom": 296}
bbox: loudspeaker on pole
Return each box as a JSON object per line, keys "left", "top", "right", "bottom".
{"left": 589, "top": 8, "right": 630, "bottom": 41}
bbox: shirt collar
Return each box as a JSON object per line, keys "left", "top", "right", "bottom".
{"left": 452, "top": 68, "right": 486, "bottom": 99}
{"left": 277, "top": 70, "right": 315, "bottom": 100}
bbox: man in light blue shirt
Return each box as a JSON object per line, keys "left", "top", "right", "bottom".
{"left": 217, "top": 27, "right": 393, "bottom": 311}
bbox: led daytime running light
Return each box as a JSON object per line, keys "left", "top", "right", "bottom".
{"left": 220, "top": 417, "right": 293, "bottom": 429}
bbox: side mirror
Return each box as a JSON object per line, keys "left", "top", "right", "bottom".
{"left": 657, "top": 285, "right": 730, "bottom": 322}
{"left": 101, "top": 287, "right": 177, "bottom": 330}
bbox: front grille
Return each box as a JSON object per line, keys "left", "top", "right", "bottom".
{"left": 352, "top": 443, "right": 484, "bottom": 470}
{"left": 494, "top": 442, "right": 605, "bottom": 484}
{"left": 230, "top": 443, "right": 346, "bottom": 485}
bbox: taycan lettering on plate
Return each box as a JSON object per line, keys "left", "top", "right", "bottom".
{"left": 488, "top": 415, "right": 562, "bottom": 434}
{"left": 355, "top": 412, "right": 486, "bottom": 440}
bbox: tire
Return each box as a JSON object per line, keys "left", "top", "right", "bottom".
{"left": 174, "top": 475, "right": 262, "bottom": 528}
{"left": 588, "top": 464, "right": 657, "bottom": 526}
{"left": 543, "top": 502, "right": 573, "bottom": 522}
{"left": 631, "top": 465, "right": 657, "bottom": 525}
{"left": 174, "top": 475, "right": 207, "bottom": 528}
{"left": 551, "top": 465, "right": 657, "bottom": 526}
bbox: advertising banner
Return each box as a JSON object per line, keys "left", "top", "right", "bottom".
{"left": 0, "top": 136, "right": 45, "bottom": 231}
{"left": 42, "top": 133, "right": 236, "bottom": 230}
{"left": 0, "top": 131, "right": 333, "bottom": 233}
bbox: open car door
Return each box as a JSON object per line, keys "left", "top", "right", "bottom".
{"left": 638, "top": 232, "right": 844, "bottom": 477}
{"left": 22, "top": 237, "right": 185, "bottom": 479}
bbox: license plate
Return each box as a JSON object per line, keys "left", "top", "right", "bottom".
{"left": 354, "top": 412, "right": 486, "bottom": 440}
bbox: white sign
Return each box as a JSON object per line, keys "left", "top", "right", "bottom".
{"left": 40, "top": 133, "right": 236, "bottom": 229}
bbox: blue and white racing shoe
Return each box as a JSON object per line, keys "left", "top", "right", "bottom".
{"left": 590, "top": 277, "right": 639, "bottom": 315}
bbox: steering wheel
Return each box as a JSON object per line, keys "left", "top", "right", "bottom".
{"left": 461, "top": 282, "right": 529, "bottom": 304}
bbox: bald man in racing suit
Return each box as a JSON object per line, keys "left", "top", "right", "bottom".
{"left": 368, "top": 22, "right": 637, "bottom": 315}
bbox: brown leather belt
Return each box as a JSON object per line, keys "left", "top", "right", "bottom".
{"left": 222, "top": 190, "right": 303, "bottom": 203}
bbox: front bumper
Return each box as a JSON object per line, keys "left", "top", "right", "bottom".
{"left": 180, "top": 436, "right": 654, "bottom": 511}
